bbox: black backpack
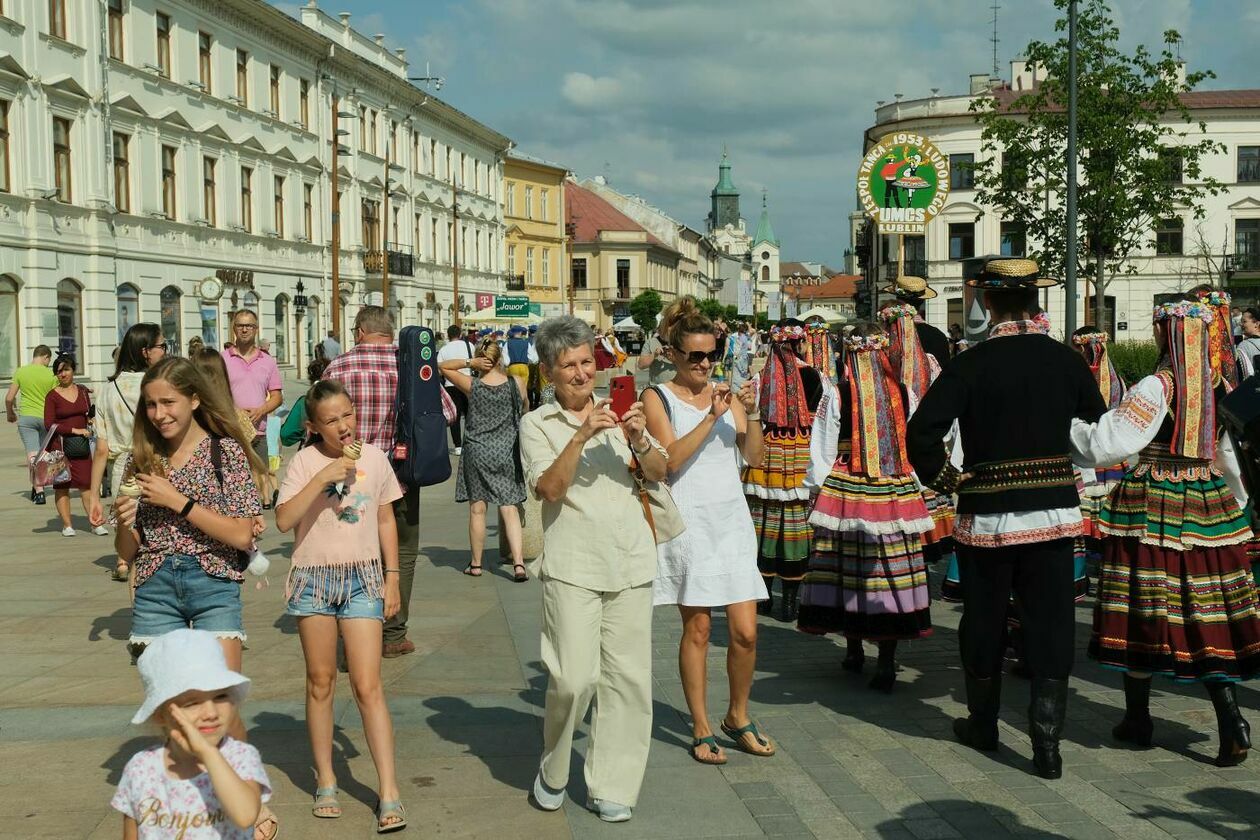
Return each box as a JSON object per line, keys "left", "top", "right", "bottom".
{"left": 393, "top": 325, "right": 451, "bottom": 488}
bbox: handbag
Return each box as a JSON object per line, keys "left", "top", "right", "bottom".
{"left": 62, "top": 433, "right": 91, "bottom": 460}
{"left": 629, "top": 451, "right": 685, "bottom": 544}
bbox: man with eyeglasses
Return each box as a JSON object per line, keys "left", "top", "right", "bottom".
{"left": 221, "top": 309, "right": 282, "bottom": 502}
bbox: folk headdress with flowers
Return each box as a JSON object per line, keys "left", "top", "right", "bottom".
{"left": 1153, "top": 299, "right": 1216, "bottom": 459}
{"left": 878, "top": 304, "right": 931, "bottom": 402}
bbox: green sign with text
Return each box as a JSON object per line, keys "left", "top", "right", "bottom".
{"left": 495, "top": 296, "right": 531, "bottom": 317}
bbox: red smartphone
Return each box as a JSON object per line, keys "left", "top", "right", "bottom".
{"left": 609, "top": 375, "right": 636, "bottom": 419}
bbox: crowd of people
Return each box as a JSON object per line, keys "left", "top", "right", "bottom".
{"left": 8, "top": 256, "right": 1260, "bottom": 834}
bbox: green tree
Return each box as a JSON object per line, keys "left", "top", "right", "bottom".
{"left": 971, "top": 0, "right": 1223, "bottom": 330}
{"left": 696, "top": 298, "right": 726, "bottom": 322}
{"left": 628, "top": 289, "right": 663, "bottom": 334}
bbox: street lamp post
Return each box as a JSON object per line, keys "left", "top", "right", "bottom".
{"left": 294, "top": 279, "right": 308, "bottom": 374}
{"left": 1064, "top": 0, "right": 1080, "bottom": 335}
{"left": 328, "top": 90, "right": 355, "bottom": 343}
{"left": 565, "top": 220, "right": 577, "bottom": 316}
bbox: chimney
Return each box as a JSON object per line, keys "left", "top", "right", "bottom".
{"left": 969, "top": 73, "right": 990, "bottom": 95}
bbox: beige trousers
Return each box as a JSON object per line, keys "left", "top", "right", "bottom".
{"left": 539, "top": 578, "right": 653, "bottom": 807}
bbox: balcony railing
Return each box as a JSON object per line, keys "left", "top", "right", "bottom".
{"left": 364, "top": 247, "right": 414, "bottom": 277}
{"left": 505, "top": 273, "right": 526, "bottom": 291}
{"left": 616, "top": 284, "right": 631, "bottom": 300}
{"left": 882, "top": 259, "right": 928, "bottom": 280}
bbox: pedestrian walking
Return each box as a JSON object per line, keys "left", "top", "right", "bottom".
{"left": 92, "top": 323, "right": 168, "bottom": 578}
{"left": 637, "top": 322, "right": 677, "bottom": 387}
{"left": 440, "top": 337, "right": 528, "bottom": 581}
{"left": 504, "top": 324, "right": 538, "bottom": 392}
{"left": 1073, "top": 290, "right": 1260, "bottom": 767}
{"left": 320, "top": 329, "right": 342, "bottom": 361}
{"left": 907, "top": 257, "right": 1106, "bottom": 780}
{"left": 43, "top": 354, "right": 107, "bottom": 537}
{"left": 112, "top": 356, "right": 275, "bottom": 838}
{"left": 1236, "top": 307, "right": 1260, "bottom": 377}
{"left": 322, "top": 306, "right": 422, "bottom": 660}
{"left": 113, "top": 629, "right": 271, "bottom": 840}
{"left": 642, "top": 297, "right": 772, "bottom": 766}
{"left": 742, "top": 320, "right": 823, "bottom": 621}
{"left": 436, "top": 324, "right": 475, "bottom": 454}
{"left": 5, "top": 344, "right": 56, "bottom": 505}
{"left": 275, "top": 380, "right": 407, "bottom": 831}
{"left": 519, "top": 316, "right": 667, "bottom": 822}
{"left": 221, "top": 309, "right": 282, "bottom": 508}
{"left": 798, "top": 326, "right": 933, "bottom": 692}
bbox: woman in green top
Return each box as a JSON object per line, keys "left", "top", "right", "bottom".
{"left": 5, "top": 345, "right": 56, "bottom": 504}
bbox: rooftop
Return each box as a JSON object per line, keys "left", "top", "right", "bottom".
{"left": 565, "top": 181, "right": 674, "bottom": 251}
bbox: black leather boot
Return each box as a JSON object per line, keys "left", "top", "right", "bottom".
{"left": 1113, "top": 674, "right": 1154, "bottom": 747}
{"left": 779, "top": 581, "right": 800, "bottom": 623}
{"left": 869, "top": 641, "right": 898, "bottom": 693}
{"left": 1029, "top": 678, "right": 1068, "bottom": 779}
{"left": 1207, "top": 682, "right": 1251, "bottom": 767}
{"left": 953, "top": 672, "right": 1001, "bottom": 752}
{"left": 842, "top": 637, "right": 865, "bottom": 673}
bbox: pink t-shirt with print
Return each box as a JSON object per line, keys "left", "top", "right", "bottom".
{"left": 278, "top": 442, "right": 404, "bottom": 569}
{"left": 111, "top": 737, "right": 271, "bottom": 839}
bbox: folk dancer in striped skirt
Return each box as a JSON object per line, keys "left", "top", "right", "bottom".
{"left": 743, "top": 320, "right": 824, "bottom": 621}
{"left": 879, "top": 302, "right": 956, "bottom": 571}
{"left": 907, "top": 259, "right": 1107, "bottom": 780}
{"left": 1073, "top": 292, "right": 1260, "bottom": 767}
{"left": 798, "top": 325, "right": 933, "bottom": 693}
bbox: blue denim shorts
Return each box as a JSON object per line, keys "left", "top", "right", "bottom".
{"left": 286, "top": 567, "right": 384, "bottom": 621}
{"left": 131, "top": 554, "right": 244, "bottom": 643}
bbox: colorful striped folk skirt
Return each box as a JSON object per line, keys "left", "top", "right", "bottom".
{"left": 800, "top": 455, "right": 933, "bottom": 640}
{"left": 743, "top": 427, "right": 813, "bottom": 579}
{"left": 921, "top": 487, "right": 955, "bottom": 564}
{"left": 1089, "top": 537, "right": 1260, "bottom": 682}
{"left": 797, "top": 527, "right": 932, "bottom": 641}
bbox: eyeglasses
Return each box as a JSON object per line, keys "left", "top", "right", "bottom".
{"left": 150, "top": 341, "right": 169, "bottom": 352}
{"left": 234, "top": 323, "right": 258, "bottom": 331}
{"left": 675, "top": 348, "right": 722, "bottom": 365}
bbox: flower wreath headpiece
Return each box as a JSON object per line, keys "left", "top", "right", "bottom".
{"left": 878, "top": 303, "right": 918, "bottom": 323}
{"left": 770, "top": 324, "right": 807, "bottom": 342}
{"left": 844, "top": 334, "right": 890, "bottom": 352}
{"left": 1071, "top": 332, "right": 1109, "bottom": 346}
{"left": 1153, "top": 301, "right": 1215, "bottom": 323}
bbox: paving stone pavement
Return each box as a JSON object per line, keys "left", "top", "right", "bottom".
{"left": 1, "top": 376, "right": 1259, "bottom": 838}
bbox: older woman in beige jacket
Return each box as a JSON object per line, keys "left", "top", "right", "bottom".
{"left": 519, "top": 316, "right": 667, "bottom": 824}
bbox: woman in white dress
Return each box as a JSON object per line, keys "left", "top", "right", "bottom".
{"left": 643, "top": 296, "right": 771, "bottom": 766}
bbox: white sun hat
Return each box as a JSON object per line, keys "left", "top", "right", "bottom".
{"left": 131, "top": 629, "right": 251, "bottom": 724}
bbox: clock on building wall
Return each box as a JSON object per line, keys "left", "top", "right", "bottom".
{"left": 197, "top": 276, "right": 224, "bottom": 301}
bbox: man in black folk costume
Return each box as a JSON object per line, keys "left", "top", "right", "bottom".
{"left": 906, "top": 258, "right": 1106, "bottom": 779}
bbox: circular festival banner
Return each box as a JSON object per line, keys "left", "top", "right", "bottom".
{"left": 857, "top": 132, "right": 950, "bottom": 235}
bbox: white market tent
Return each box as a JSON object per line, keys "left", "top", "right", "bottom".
{"left": 797, "top": 305, "right": 846, "bottom": 324}
{"left": 613, "top": 316, "right": 640, "bottom": 330}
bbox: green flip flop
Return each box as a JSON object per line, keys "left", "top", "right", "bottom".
{"left": 690, "top": 735, "right": 728, "bottom": 765}
{"left": 721, "top": 720, "right": 776, "bottom": 757}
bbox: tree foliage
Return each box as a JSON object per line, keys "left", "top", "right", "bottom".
{"left": 971, "top": 0, "right": 1224, "bottom": 328}
{"left": 628, "top": 289, "right": 663, "bottom": 334}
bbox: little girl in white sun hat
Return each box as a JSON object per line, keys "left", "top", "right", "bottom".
{"left": 111, "top": 629, "right": 272, "bottom": 839}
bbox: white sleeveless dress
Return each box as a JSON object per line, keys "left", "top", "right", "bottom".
{"left": 653, "top": 386, "right": 767, "bottom": 607}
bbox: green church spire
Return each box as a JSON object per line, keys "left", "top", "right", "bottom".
{"left": 752, "top": 190, "right": 778, "bottom": 247}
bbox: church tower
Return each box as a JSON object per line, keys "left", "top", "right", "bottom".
{"left": 751, "top": 191, "right": 782, "bottom": 316}
{"left": 708, "top": 150, "right": 742, "bottom": 233}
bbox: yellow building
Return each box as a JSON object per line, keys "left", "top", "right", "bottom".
{"left": 503, "top": 154, "right": 570, "bottom": 316}
{"left": 564, "top": 180, "right": 681, "bottom": 331}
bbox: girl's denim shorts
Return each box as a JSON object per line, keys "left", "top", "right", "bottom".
{"left": 130, "top": 554, "right": 244, "bottom": 644}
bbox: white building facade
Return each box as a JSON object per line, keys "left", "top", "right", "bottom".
{"left": 0, "top": 0, "right": 509, "bottom": 382}
{"left": 854, "top": 62, "right": 1260, "bottom": 342}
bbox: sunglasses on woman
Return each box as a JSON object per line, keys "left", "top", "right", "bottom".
{"left": 675, "top": 348, "right": 722, "bottom": 365}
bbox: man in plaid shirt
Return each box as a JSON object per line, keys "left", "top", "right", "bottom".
{"left": 323, "top": 306, "right": 419, "bottom": 658}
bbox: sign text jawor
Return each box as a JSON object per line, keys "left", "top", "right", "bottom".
{"left": 857, "top": 132, "right": 950, "bottom": 235}
{"left": 495, "top": 296, "right": 531, "bottom": 318}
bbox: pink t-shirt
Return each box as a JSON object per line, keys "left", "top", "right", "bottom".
{"left": 111, "top": 737, "right": 271, "bottom": 839}
{"left": 278, "top": 442, "right": 404, "bottom": 569}
{"left": 221, "top": 347, "right": 281, "bottom": 434}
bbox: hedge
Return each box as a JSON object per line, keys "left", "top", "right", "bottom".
{"left": 1107, "top": 340, "right": 1161, "bottom": 387}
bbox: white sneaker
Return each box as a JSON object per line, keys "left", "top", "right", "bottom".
{"left": 453, "top": 446, "right": 462, "bottom": 456}
{"left": 92, "top": 525, "right": 109, "bottom": 536}
{"left": 61, "top": 527, "right": 76, "bottom": 537}
{"left": 532, "top": 771, "right": 565, "bottom": 811}
{"left": 587, "top": 798, "right": 632, "bottom": 823}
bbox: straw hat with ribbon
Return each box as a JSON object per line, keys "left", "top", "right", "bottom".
{"left": 880, "top": 275, "right": 937, "bottom": 300}
{"left": 965, "top": 257, "right": 1060, "bottom": 289}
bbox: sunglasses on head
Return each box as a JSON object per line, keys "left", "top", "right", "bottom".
{"left": 675, "top": 348, "right": 722, "bottom": 365}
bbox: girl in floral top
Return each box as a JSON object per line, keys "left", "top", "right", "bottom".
{"left": 113, "top": 357, "right": 276, "bottom": 838}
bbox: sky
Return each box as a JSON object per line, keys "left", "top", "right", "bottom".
{"left": 273, "top": 0, "right": 1260, "bottom": 266}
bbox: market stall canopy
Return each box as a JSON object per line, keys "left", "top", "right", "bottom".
{"left": 467, "top": 306, "right": 543, "bottom": 324}
{"left": 798, "top": 306, "right": 846, "bottom": 324}
{"left": 613, "top": 316, "right": 640, "bottom": 330}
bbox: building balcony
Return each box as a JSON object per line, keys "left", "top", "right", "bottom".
{"left": 505, "top": 273, "right": 526, "bottom": 291}
{"left": 364, "top": 246, "right": 414, "bottom": 277}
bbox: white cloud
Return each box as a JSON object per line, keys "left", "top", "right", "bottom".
{"left": 561, "top": 72, "right": 625, "bottom": 108}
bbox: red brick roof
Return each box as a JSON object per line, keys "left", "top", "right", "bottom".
{"left": 988, "top": 84, "right": 1260, "bottom": 113}
{"left": 787, "top": 274, "right": 860, "bottom": 300}
{"left": 564, "top": 181, "right": 673, "bottom": 251}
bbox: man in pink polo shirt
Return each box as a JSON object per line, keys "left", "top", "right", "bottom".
{"left": 222, "top": 309, "right": 282, "bottom": 503}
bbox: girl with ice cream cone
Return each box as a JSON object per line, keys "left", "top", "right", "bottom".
{"left": 274, "top": 380, "right": 406, "bottom": 832}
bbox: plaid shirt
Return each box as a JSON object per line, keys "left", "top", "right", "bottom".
{"left": 323, "top": 343, "right": 398, "bottom": 452}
